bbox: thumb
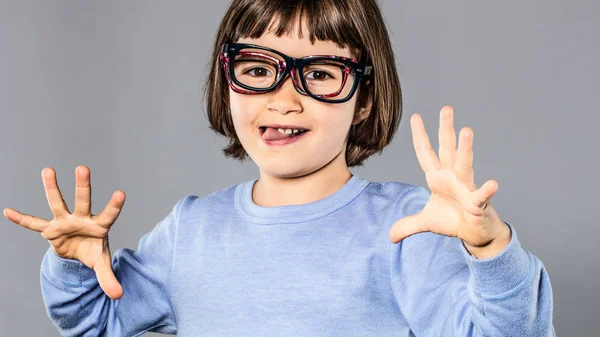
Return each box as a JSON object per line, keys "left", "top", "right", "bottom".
{"left": 93, "top": 254, "right": 124, "bottom": 300}
{"left": 389, "top": 212, "right": 428, "bottom": 244}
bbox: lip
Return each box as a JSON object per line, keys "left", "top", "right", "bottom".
{"left": 259, "top": 124, "right": 310, "bottom": 131}
{"left": 259, "top": 126, "right": 310, "bottom": 146}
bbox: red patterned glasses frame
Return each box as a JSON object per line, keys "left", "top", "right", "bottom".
{"left": 219, "top": 43, "right": 372, "bottom": 104}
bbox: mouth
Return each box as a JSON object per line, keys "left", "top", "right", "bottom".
{"left": 258, "top": 125, "right": 310, "bottom": 136}
{"left": 258, "top": 124, "right": 311, "bottom": 145}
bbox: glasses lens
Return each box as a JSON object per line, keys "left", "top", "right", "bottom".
{"left": 299, "top": 60, "right": 354, "bottom": 100}
{"left": 232, "top": 48, "right": 283, "bottom": 91}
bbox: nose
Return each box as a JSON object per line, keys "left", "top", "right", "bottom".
{"left": 266, "top": 72, "right": 303, "bottom": 115}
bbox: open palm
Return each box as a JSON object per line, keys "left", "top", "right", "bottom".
{"left": 3, "top": 166, "right": 126, "bottom": 300}
{"left": 389, "top": 106, "right": 506, "bottom": 248}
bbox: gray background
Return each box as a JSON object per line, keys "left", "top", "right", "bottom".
{"left": 1, "top": 0, "right": 597, "bottom": 336}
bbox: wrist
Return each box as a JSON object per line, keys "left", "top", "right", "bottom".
{"left": 463, "top": 221, "right": 512, "bottom": 259}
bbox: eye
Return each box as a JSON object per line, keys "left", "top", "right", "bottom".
{"left": 305, "top": 70, "right": 332, "bottom": 81}
{"left": 246, "top": 67, "right": 273, "bottom": 77}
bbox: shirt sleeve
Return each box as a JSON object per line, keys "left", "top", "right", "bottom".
{"left": 389, "top": 186, "right": 556, "bottom": 337}
{"left": 40, "top": 195, "right": 191, "bottom": 337}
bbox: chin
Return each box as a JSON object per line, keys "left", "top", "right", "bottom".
{"left": 254, "top": 158, "right": 318, "bottom": 179}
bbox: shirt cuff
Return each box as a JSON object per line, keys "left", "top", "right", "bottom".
{"left": 42, "top": 246, "right": 97, "bottom": 288}
{"left": 460, "top": 222, "right": 533, "bottom": 298}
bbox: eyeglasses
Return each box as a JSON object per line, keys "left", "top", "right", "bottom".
{"left": 219, "top": 43, "right": 372, "bottom": 104}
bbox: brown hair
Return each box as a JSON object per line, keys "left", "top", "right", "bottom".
{"left": 204, "top": 0, "right": 401, "bottom": 167}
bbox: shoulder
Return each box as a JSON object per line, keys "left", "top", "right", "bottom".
{"left": 362, "top": 179, "right": 422, "bottom": 198}
{"left": 360, "top": 179, "right": 430, "bottom": 213}
{"left": 172, "top": 182, "right": 241, "bottom": 219}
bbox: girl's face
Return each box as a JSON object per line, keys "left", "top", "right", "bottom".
{"left": 228, "top": 28, "right": 369, "bottom": 179}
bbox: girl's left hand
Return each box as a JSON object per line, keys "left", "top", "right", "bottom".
{"left": 389, "top": 106, "right": 510, "bottom": 257}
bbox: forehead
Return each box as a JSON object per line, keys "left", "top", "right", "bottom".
{"left": 235, "top": 17, "right": 354, "bottom": 59}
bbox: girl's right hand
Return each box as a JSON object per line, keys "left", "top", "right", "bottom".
{"left": 3, "top": 165, "right": 126, "bottom": 300}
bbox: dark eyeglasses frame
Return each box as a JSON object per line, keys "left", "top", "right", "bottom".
{"left": 219, "top": 43, "right": 372, "bottom": 104}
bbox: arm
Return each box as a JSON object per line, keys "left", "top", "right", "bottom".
{"left": 390, "top": 186, "right": 555, "bottom": 337}
{"left": 40, "top": 196, "right": 190, "bottom": 337}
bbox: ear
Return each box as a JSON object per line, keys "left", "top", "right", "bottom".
{"left": 353, "top": 80, "right": 373, "bottom": 125}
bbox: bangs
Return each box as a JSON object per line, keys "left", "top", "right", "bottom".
{"left": 225, "top": 0, "right": 366, "bottom": 61}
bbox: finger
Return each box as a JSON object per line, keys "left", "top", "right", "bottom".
{"left": 42, "top": 168, "right": 70, "bottom": 218}
{"left": 73, "top": 165, "right": 92, "bottom": 216}
{"left": 472, "top": 180, "right": 498, "bottom": 209}
{"left": 411, "top": 113, "right": 441, "bottom": 172}
{"left": 455, "top": 126, "right": 477, "bottom": 190}
{"left": 438, "top": 106, "right": 457, "bottom": 169}
{"left": 388, "top": 213, "right": 428, "bottom": 243}
{"left": 3, "top": 208, "right": 49, "bottom": 232}
{"left": 93, "top": 254, "right": 124, "bottom": 300}
{"left": 94, "top": 190, "right": 126, "bottom": 228}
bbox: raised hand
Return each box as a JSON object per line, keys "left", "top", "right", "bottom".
{"left": 3, "top": 165, "right": 126, "bottom": 299}
{"left": 389, "top": 106, "right": 511, "bottom": 259}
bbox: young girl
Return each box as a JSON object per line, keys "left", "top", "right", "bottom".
{"left": 4, "top": 0, "right": 555, "bottom": 336}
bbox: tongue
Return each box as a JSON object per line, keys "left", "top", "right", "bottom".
{"left": 262, "top": 127, "right": 293, "bottom": 141}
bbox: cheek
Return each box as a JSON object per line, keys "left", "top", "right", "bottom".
{"left": 312, "top": 103, "right": 356, "bottom": 138}
{"left": 229, "top": 91, "right": 261, "bottom": 131}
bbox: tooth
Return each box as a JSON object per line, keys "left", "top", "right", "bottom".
{"left": 293, "top": 129, "right": 299, "bottom": 133}
{"left": 285, "top": 129, "right": 292, "bottom": 134}
{"left": 278, "top": 128, "right": 285, "bottom": 133}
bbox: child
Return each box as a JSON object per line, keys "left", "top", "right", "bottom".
{"left": 4, "top": 0, "right": 555, "bottom": 336}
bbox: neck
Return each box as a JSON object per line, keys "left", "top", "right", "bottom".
{"left": 252, "top": 152, "right": 352, "bottom": 207}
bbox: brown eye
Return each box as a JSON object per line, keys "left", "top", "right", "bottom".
{"left": 248, "top": 67, "right": 272, "bottom": 77}
{"left": 306, "top": 70, "right": 332, "bottom": 81}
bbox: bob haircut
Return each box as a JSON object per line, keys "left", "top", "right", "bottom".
{"left": 204, "top": 0, "right": 401, "bottom": 167}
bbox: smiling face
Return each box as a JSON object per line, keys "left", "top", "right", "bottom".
{"left": 228, "top": 26, "right": 370, "bottom": 180}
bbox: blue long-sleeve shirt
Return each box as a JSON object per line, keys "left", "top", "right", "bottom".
{"left": 40, "top": 175, "right": 555, "bottom": 336}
